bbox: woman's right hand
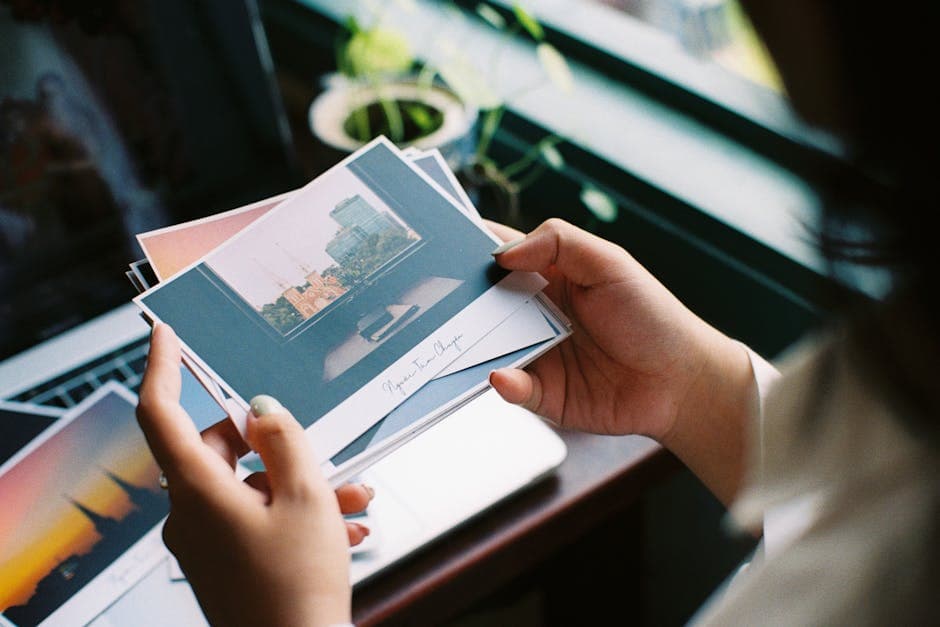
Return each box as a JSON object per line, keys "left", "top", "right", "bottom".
{"left": 137, "top": 324, "right": 369, "bottom": 626}
{"left": 489, "top": 219, "right": 757, "bottom": 504}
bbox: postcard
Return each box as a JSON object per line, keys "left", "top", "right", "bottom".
{"left": 434, "top": 296, "right": 556, "bottom": 378}
{"left": 128, "top": 260, "right": 158, "bottom": 290}
{"left": 137, "top": 192, "right": 293, "bottom": 282}
{"left": 127, "top": 262, "right": 228, "bottom": 407}
{"left": 134, "top": 151, "right": 479, "bottom": 282}
{"left": 0, "top": 402, "right": 64, "bottom": 465}
{"left": 177, "top": 364, "right": 230, "bottom": 431}
{"left": 234, "top": 292, "right": 570, "bottom": 483}
{"left": 124, "top": 270, "right": 144, "bottom": 294}
{"left": 0, "top": 383, "right": 169, "bottom": 627}
{"left": 408, "top": 150, "right": 484, "bottom": 227}
{"left": 135, "top": 138, "right": 546, "bottom": 460}
{"left": 324, "top": 294, "right": 570, "bottom": 485}
{"left": 133, "top": 150, "right": 546, "bottom": 383}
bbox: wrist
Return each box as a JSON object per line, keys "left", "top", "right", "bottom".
{"left": 309, "top": 593, "right": 352, "bottom": 627}
{"left": 272, "top": 587, "right": 350, "bottom": 627}
{"left": 661, "top": 326, "right": 757, "bottom": 505}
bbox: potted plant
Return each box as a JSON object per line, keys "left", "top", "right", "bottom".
{"left": 309, "top": 15, "right": 479, "bottom": 170}
{"left": 308, "top": 2, "right": 618, "bottom": 228}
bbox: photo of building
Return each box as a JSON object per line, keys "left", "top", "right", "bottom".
{"left": 251, "top": 193, "right": 420, "bottom": 336}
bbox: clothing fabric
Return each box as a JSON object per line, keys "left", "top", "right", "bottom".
{"left": 693, "top": 333, "right": 939, "bottom": 625}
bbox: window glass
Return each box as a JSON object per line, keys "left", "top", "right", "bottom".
{"left": 586, "top": 0, "right": 782, "bottom": 92}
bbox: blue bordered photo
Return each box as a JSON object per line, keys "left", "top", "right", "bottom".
{"left": 136, "top": 138, "right": 508, "bottom": 431}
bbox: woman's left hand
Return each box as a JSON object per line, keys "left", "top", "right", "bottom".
{"left": 136, "top": 323, "right": 371, "bottom": 627}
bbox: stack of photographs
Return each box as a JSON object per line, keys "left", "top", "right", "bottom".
{"left": 127, "top": 137, "right": 571, "bottom": 486}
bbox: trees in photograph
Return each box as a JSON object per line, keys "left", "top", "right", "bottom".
{"left": 260, "top": 296, "right": 304, "bottom": 335}
{"left": 259, "top": 229, "right": 415, "bottom": 335}
{"left": 322, "top": 229, "right": 414, "bottom": 288}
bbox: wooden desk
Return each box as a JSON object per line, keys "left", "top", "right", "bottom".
{"left": 351, "top": 431, "right": 679, "bottom": 626}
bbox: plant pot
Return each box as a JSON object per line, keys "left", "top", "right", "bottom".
{"left": 309, "top": 74, "right": 478, "bottom": 171}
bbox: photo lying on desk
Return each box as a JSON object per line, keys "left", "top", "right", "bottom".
{"left": 135, "top": 138, "right": 520, "bottom": 456}
{"left": 0, "top": 402, "right": 64, "bottom": 465}
{"left": 0, "top": 383, "right": 168, "bottom": 627}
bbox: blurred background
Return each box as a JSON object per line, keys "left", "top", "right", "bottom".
{"left": 1, "top": 1, "right": 866, "bottom": 624}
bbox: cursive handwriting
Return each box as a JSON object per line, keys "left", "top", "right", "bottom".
{"left": 381, "top": 333, "right": 466, "bottom": 398}
{"left": 434, "top": 333, "right": 464, "bottom": 356}
{"left": 382, "top": 369, "right": 417, "bottom": 398}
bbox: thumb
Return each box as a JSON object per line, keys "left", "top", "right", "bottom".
{"left": 245, "top": 395, "right": 327, "bottom": 503}
{"left": 489, "top": 368, "right": 544, "bottom": 415}
{"left": 492, "top": 218, "right": 630, "bottom": 288}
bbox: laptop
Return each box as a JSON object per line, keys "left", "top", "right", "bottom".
{"left": 0, "top": 2, "right": 565, "bottom": 624}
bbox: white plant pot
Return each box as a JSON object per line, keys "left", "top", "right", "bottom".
{"left": 308, "top": 75, "right": 478, "bottom": 170}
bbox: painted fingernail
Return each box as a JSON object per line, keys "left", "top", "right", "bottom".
{"left": 351, "top": 522, "right": 371, "bottom": 536}
{"left": 491, "top": 237, "right": 525, "bottom": 256}
{"left": 363, "top": 484, "right": 375, "bottom": 500}
{"left": 249, "top": 395, "right": 283, "bottom": 417}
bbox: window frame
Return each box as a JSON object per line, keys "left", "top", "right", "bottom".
{"left": 460, "top": 0, "right": 845, "bottom": 165}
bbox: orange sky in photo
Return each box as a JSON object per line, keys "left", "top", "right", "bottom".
{"left": 0, "top": 392, "right": 161, "bottom": 611}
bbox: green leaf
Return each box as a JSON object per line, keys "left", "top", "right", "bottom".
{"left": 476, "top": 107, "right": 504, "bottom": 158}
{"left": 404, "top": 103, "right": 435, "bottom": 131}
{"left": 512, "top": 3, "right": 544, "bottom": 41}
{"left": 436, "top": 55, "right": 502, "bottom": 109}
{"left": 580, "top": 186, "right": 618, "bottom": 222}
{"left": 350, "top": 105, "right": 371, "bottom": 143}
{"left": 476, "top": 3, "right": 506, "bottom": 29}
{"left": 345, "top": 28, "right": 414, "bottom": 78}
{"left": 344, "top": 15, "right": 361, "bottom": 35}
{"left": 539, "top": 141, "right": 564, "bottom": 170}
{"left": 537, "top": 43, "right": 573, "bottom": 93}
{"left": 379, "top": 97, "right": 405, "bottom": 142}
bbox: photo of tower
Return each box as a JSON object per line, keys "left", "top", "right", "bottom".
{"left": 0, "top": 387, "right": 168, "bottom": 627}
{"left": 249, "top": 193, "right": 420, "bottom": 336}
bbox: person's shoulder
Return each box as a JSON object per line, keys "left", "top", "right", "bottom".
{"left": 703, "top": 326, "right": 940, "bottom": 626}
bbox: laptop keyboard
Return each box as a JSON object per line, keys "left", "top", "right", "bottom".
{"left": 9, "top": 337, "right": 149, "bottom": 408}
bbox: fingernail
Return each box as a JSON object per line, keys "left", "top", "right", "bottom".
{"left": 363, "top": 484, "right": 375, "bottom": 500}
{"left": 249, "top": 395, "right": 283, "bottom": 417}
{"left": 352, "top": 522, "right": 371, "bottom": 536}
{"left": 491, "top": 237, "right": 525, "bottom": 256}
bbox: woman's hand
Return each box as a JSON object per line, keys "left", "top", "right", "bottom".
{"left": 488, "top": 219, "right": 757, "bottom": 505}
{"left": 136, "top": 323, "right": 371, "bottom": 627}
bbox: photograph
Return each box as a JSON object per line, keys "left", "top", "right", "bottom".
{"left": 135, "top": 138, "right": 541, "bottom": 459}
{"left": 135, "top": 149, "right": 469, "bottom": 289}
{"left": 137, "top": 192, "right": 292, "bottom": 282}
{"left": 0, "top": 384, "right": 168, "bottom": 627}
{"left": 206, "top": 173, "right": 425, "bottom": 341}
{"left": 328, "top": 296, "right": 569, "bottom": 474}
{"left": 231, "top": 294, "right": 569, "bottom": 477}
{"left": 0, "top": 402, "right": 64, "bottom": 465}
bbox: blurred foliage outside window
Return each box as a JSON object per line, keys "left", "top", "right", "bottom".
{"left": 587, "top": 0, "right": 783, "bottom": 92}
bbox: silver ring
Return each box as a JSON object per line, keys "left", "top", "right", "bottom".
{"left": 158, "top": 472, "right": 169, "bottom": 490}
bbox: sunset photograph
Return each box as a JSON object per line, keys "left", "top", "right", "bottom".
{"left": 0, "top": 385, "right": 168, "bottom": 626}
